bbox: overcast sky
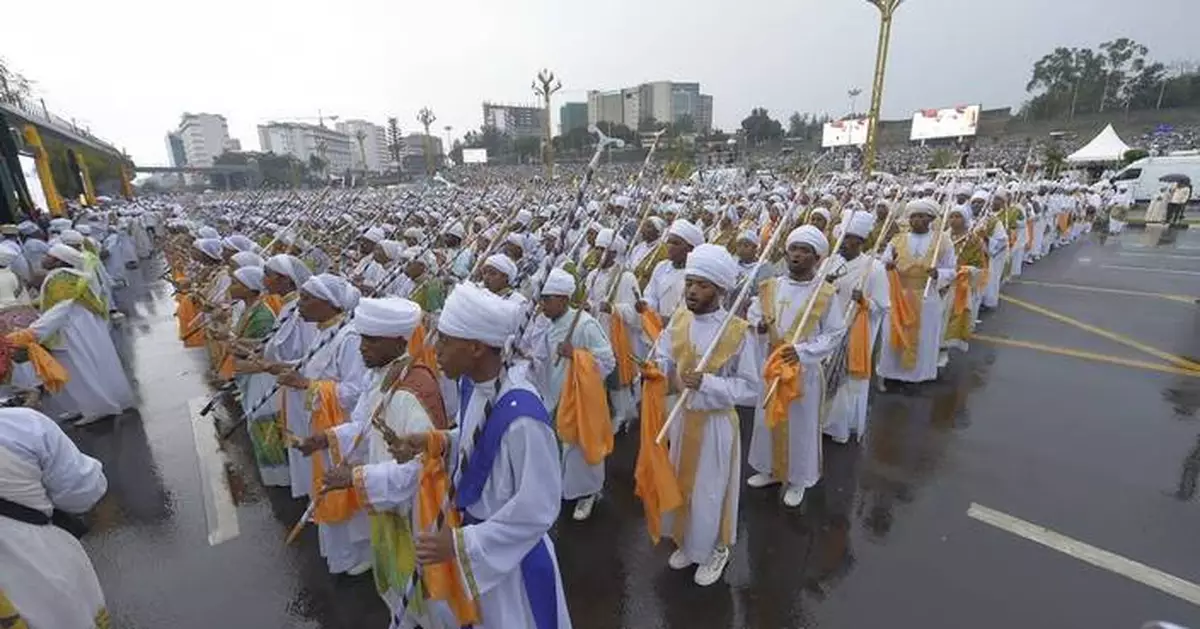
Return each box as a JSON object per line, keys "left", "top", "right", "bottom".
{"left": 6, "top": 0, "right": 1197, "bottom": 164}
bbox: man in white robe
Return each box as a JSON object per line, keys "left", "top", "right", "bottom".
{"left": 0, "top": 407, "right": 109, "bottom": 628}
{"left": 639, "top": 218, "right": 703, "bottom": 320}
{"left": 479, "top": 253, "right": 529, "bottom": 307}
{"left": 584, "top": 228, "right": 643, "bottom": 434}
{"left": 273, "top": 273, "right": 370, "bottom": 575}
{"left": 393, "top": 283, "right": 572, "bottom": 628}
{"left": 824, "top": 213, "right": 889, "bottom": 444}
{"left": 651, "top": 244, "right": 760, "bottom": 586}
{"left": 876, "top": 199, "right": 957, "bottom": 385}
{"left": 525, "top": 268, "right": 615, "bottom": 521}
{"left": 27, "top": 244, "right": 135, "bottom": 424}
{"left": 746, "top": 226, "right": 847, "bottom": 507}
{"left": 979, "top": 193, "right": 1008, "bottom": 310}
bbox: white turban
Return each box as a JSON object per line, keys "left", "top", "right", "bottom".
{"left": 231, "top": 251, "right": 264, "bottom": 268}
{"left": 647, "top": 216, "right": 666, "bottom": 232}
{"left": 504, "top": 233, "right": 525, "bottom": 251}
{"left": 595, "top": 228, "right": 626, "bottom": 252}
{"left": 0, "top": 247, "right": 17, "bottom": 267}
{"left": 378, "top": 240, "right": 403, "bottom": 261}
{"left": 59, "top": 229, "right": 84, "bottom": 246}
{"left": 233, "top": 266, "right": 265, "bottom": 292}
{"left": 668, "top": 219, "right": 704, "bottom": 248}
{"left": 193, "top": 238, "right": 223, "bottom": 260}
{"left": 198, "top": 226, "right": 220, "bottom": 239}
{"left": 905, "top": 199, "right": 940, "bottom": 218}
{"left": 542, "top": 268, "right": 577, "bottom": 297}
{"left": 736, "top": 230, "right": 758, "bottom": 244}
{"left": 75, "top": 224, "right": 92, "bottom": 236}
{"left": 786, "top": 225, "right": 829, "bottom": 257}
{"left": 810, "top": 208, "right": 831, "bottom": 223}
{"left": 515, "top": 209, "right": 533, "bottom": 226}
{"left": 483, "top": 254, "right": 518, "bottom": 282}
{"left": 265, "top": 254, "right": 313, "bottom": 287}
{"left": 612, "top": 195, "right": 631, "bottom": 209}
{"left": 403, "top": 227, "right": 424, "bottom": 241}
{"left": 685, "top": 243, "right": 738, "bottom": 291}
{"left": 301, "top": 273, "right": 360, "bottom": 311}
{"left": 445, "top": 222, "right": 465, "bottom": 239}
{"left": 361, "top": 226, "right": 385, "bottom": 244}
{"left": 48, "top": 243, "right": 84, "bottom": 268}
{"left": 969, "top": 190, "right": 989, "bottom": 202}
{"left": 48, "top": 218, "right": 71, "bottom": 233}
{"left": 842, "top": 211, "right": 876, "bottom": 239}
{"left": 16, "top": 221, "right": 39, "bottom": 236}
{"left": 948, "top": 206, "right": 973, "bottom": 225}
{"left": 223, "top": 234, "right": 258, "bottom": 252}
{"left": 438, "top": 282, "right": 520, "bottom": 349}
{"left": 404, "top": 246, "right": 436, "bottom": 268}
{"left": 354, "top": 297, "right": 421, "bottom": 339}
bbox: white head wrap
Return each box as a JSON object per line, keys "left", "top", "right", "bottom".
{"left": 48, "top": 218, "right": 71, "bottom": 233}
{"left": 354, "top": 297, "right": 421, "bottom": 339}
{"left": 193, "top": 237, "right": 223, "bottom": 260}
{"left": 198, "top": 226, "right": 220, "bottom": 240}
{"left": 223, "top": 234, "right": 258, "bottom": 252}
{"left": 810, "top": 208, "right": 831, "bottom": 223}
{"left": 542, "top": 268, "right": 577, "bottom": 297}
{"left": 233, "top": 266, "right": 265, "bottom": 292}
{"left": 361, "top": 226, "right": 385, "bottom": 244}
{"left": 685, "top": 243, "right": 738, "bottom": 291}
{"left": 17, "top": 221, "right": 39, "bottom": 236}
{"left": 948, "top": 206, "right": 973, "bottom": 225}
{"left": 301, "top": 273, "right": 360, "bottom": 311}
{"left": 437, "top": 283, "right": 520, "bottom": 349}
{"left": 504, "top": 233, "right": 525, "bottom": 251}
{"left": 445, "top": 222, "right": 466, "bottom": 239}
{"left": 0, "top": 247, "right": 17, "bottom": 267}
{"left": 404, "top": 246, "right": 436, "bottom": 268}
{"left": 265, "top": 254, "right": 313, "bottom": 287}
{"left": 786, "top": 225, "right": 829, "bottom": 257}
{"left": 736, "top": 230, "right": 758, "bottom": 244}
{"left": 378, "top": 240, "right": 403, "bottom": 261}
{"left": 647, "top": 216, "right": 666, "bottom": 232}
{"left": 483, "top": 254, "right": 518, "bottom": 282}
{"left": 842, "top": 211, "right": 876, "bottom": 239}
{"left": 231, "top": 251, "right": 264, "bottom": 268}
{"left": 905, "top": 198, "right": 940, "bottom": 218}
{"left": 969, "top": 190, "right": 989, "bottom": 202}
{"left": 595, "top": 228, "right": 626, "bottom": 252}
{"left": 48, "top": 243, "right": 84, "bottom": 268}
{"left": 667, "top": 219, "right": 704, "bottom": 248}
{"left": 515, "top": 209, "right": 533, "bottom": 226}
{"left": 75, "top": 224, "right": 93, "bottom": 236}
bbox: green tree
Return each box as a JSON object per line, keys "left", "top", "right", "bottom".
{"left": 594, "top": 121, "right": 637, "bottom": 146}
{"left": 513, "top": 136, "right": 541, "bottom": 161}
{"left": 1098, "top": 38, "right": 1149, "bottom": 112}
{"left": 740, "top": 107, "right": 783, "bottom": 144}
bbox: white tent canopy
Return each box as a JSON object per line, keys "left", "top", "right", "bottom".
{"left": 1066, "top": 124, "right": 1132, "bottom": 163}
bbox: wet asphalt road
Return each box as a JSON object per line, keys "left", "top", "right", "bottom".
{"left": 67, "top": 227, "right": 1200, "bottom": 629}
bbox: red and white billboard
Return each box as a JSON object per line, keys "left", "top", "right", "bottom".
{"left": 821, "top": 118, "right": 868, "bottom": 148}
{"left": 909, "top": 105, "right": 980, "bottom": 140}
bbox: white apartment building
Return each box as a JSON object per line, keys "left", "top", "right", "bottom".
{"left": 334, "top": 119, "right": 390, "bottom": 172}
{"left": 257, "top": 121, "right": 353, "bottom": 174}
{"left": 586, "top": 82, "right": 713, "bottom": 132}
{"left": 168, "top": 113, "right": 236, "bottom": 167}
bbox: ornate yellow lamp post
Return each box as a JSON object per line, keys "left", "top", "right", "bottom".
{"left": 532, "top": 69, "right": 562, "bottom": 179}
{"left": 861, "top": 0, "right": 902, "bottom": 177}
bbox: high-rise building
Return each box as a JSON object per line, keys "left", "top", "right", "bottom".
{"left": 257, "top": 121, "right": 353, "bottom": 174}
{"left": 481, "top": 103, "right": 544, "bottom": 139}
{"left": 559, "top": 102, "right": 588, "bottom": 135}
{"left": 166, "top": 113, "right": 236, "bottom": 168}
{"left": 335, "top": 119, "right": 389, "bottom": 172}
{"left": 399, "top": 132, "right": 444, "bottom": 173}
{"left": 586, "top": 82, "right": 713, "bottom": 133}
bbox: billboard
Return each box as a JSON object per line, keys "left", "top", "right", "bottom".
{"left": 462, "top": 148, "right": 488, "bottom": 164}
{"left": 821, "top": 118, "right": 869, "bottom": 148}
{"left": 909, "top": 105, "right": 980, "bottom": 140}
{"left": 19, "top": 155, "right": 49, "bottom": 214}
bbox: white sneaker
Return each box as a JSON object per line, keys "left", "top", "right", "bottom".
{"left": 693, "top": 546, "right": 730, "bottom": 586}
{"left": 572, "top": 495, "right": 596, "bottom": 521}
{"left": 746, "top": 473, "right": 779, "bottom": 489}
{"left": 347, "top": 560, "right": 373, "bottom": 576}
{"left": 668, "top": 548, "right": 692, "bottom": 570}
{"left": 783, "top": 485, "right": 806, "bottom": 508}
{"left": 937, "top": 351, "right": 949, "bottom": 369}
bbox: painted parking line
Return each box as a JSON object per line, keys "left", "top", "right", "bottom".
{"left": 973, "top": 335, "right": 1200, "bottom": 378}
{"left": 1000, "top": 295, "right": 1200, "bottom": 372}
{"left": 188, "top": 397, "right": 240, "bottom": 546}
{"left": 967, "top": 503, "right": 1200, "bottom": 608}
{"left": 1007, "top": 280, "right": 1194, "bottom": 304}
{"left": 1100, "top": 264, "right": 1200, "bottom": 277}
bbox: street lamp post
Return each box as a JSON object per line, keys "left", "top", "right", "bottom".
{"left": 861, "top": 0, "right": 902, "bottom": 177}
{"left": 532, "top": 69, "right": 562, "bottom": 179}
{"left": 417, "top": 107, "right": 437, "bottom": 176}
{"left": 443, "top": 125, "right": 453, "bottom": 161}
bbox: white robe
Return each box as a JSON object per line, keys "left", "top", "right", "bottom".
{"left": 644, "top": 259, "right": 687, "bottom": 319}
{"left": 0, "top": 408, "right": 108, "bottom": 629}
{"left": 876, "top": 231, "right": 957, "bottom": 384}
{"left": 32, "top": 270, "right": 135, "bottom": 420}
{"left": 652, "top": 308, "right": 760, "bottom": 563}
{"left": 525, "top": 308, "right": 615, "bottom": 500}
{"left": 284, "top": 321, "right": 369, "bottom": 574}
{"left": 584, "top": 264, "right": 643, "bottom": 430}
{"left": 982, "top": 221, "right": 1007, "bottom": 309}
{"left": 746, "top": 277, "right": 847, "bottom": 488}
{"left": 1009, "top": 214, "right": 1026, "bottom": 279}
{"left": 824, "top": 254, "right": 889, "bottom": 443}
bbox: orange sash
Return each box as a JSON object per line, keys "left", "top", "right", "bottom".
{"left": 556, "top": 348, "right": 613, "bottom": 465}
{"left": 176, "top": 294, "right": 205, "bottom": 348}
{"left": 415, "top": 431, "right": 480, "bottom": 624}
{"left": 762, "top": 345, "right": 802, "bottom": 429}
{"left": 847, "top": 297, "right": 872, "bottom": 379}
{"left": 635, "top": 362, "right": 682, "bottom": 542}
{"left": 408, "top": 323, "right": 440, "bottom": 375}
{"left": 640, "top": 308, "right": 663, "bottom": 345}
{"left": 1025, "top": 221, "right": 1035, "bottom": 252}
{"left": 6, "top": 329, "right": 68, "bottom": 393}
{"left": 886, "top": 268, "right": 915, "bottom": 361}
{"left": 952, "top": 267, "right": 971, "bottom": 315}
{"left": 308, "top": 380, "right": 363, "bottom": 523}
{"left": 610, "top": 313, "right": 636, "bottom": 387}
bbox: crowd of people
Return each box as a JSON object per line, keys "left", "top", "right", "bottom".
{"left": 0, "top": 158, "right": 1139, "bottom": 627}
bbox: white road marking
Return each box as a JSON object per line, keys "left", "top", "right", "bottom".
{"left": 1118, "top": 252, "right": 1200, "bottom": 261}
{"left": 188, "top": 397, "right": 240, "bottom": 545}
{"left": 1100, "top": 265, "right": 1200, "bottom": 277}
{"left": 967, "top": 503, "right": 1200, "bottom": 607}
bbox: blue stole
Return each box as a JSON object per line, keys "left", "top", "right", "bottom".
{"left": 455, "top": 377, "right": 559, "bottom": 629}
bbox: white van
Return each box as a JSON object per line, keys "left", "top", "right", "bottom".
{"left": 1110, "top": 153, "right": 1200, "bottom": 204}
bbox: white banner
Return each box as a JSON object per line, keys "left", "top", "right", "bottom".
{"left": 18, "top": 155, "right": 49, "bottom": 214}
{"left": 462, "top": 148, "right": 488, "bottom": 164}
{"left": 909, "top": 105, "right": 980, "bottom": 140}
{"left": 821, "top": 118, "right": 868, "bottom": 147}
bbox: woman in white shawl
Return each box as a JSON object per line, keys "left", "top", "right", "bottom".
{"left": 0, "top": 407, "right": 109, "bottom": 628}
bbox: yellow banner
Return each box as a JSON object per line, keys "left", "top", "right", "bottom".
{"left": 20, "top": 125, "right": 64, "bottom": 216}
